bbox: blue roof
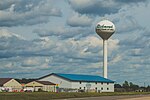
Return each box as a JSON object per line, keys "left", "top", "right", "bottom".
{"left": 54, "top": 73, "right": 114, "bottom": 83}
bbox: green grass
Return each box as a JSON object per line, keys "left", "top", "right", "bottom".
{"left": 0, "top": 92, "right": 150, "bottom": 100}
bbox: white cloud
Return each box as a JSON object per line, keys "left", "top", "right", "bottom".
{"left": 110, "top": 54, "right": 122, "bottom": 64}
{"left": 34, "top": 26, "right": 92, "bottom": 39}
{"left": 0, "top": 0, "right": 62, "bottom": 27}
{"left": 0, "top": 29, "right": 24, "bottom": 39}
{"left": 67, "top": 12, "right": 93, "bottom": 27}
{"left": 68, "top": 0, "right": 147, "bottom": 15}
{"left": 21, "top": 57, "right": 41, "bottom": 67}
{"left": 108, "top": 39, "right": 119, "bottom": 53}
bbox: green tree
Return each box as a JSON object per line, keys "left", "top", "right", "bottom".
{"left": 114, "top": 84, "right": 122, "bottom": 88}
{"left": 129, "top": 82, "right": 134, "bottom": 91}
{"left": 129, "top": 82, "right": 139, "bottom": 91}
{"left": 133, "top": 85, "right": 139, "bottom": 91}
{"left": 129, "top": 82, "right": 134, "bottom": 87}
{"left": 122, "top": 81, "right": 129, "bottom": 91}
{"left": 146, "top": 85, "right": 150, "bottom": 92}
{"left": 123, "top": 81, "right": 129, "bottom": 88}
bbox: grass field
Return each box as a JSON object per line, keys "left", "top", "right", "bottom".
{"left": 0, "top": 92, "right": 150, "bottom": 100}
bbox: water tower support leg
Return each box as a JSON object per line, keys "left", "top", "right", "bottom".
{"left": 103, "top": 40, "right": 107, "bottom": 78}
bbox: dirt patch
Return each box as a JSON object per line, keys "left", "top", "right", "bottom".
{"left": 65, "top": 94, "right": 150, "bottom": 100}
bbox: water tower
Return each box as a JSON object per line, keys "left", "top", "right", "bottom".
{"left": 95, "top": 20, "right": 115, "bottom": 78}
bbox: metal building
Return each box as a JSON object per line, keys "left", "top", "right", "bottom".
{"left": 39, "top": 73, "right": 114, "bottom": 92}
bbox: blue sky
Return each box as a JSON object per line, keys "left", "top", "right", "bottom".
{"left": 0, "top": 0, "right": 149, "bottom": 86}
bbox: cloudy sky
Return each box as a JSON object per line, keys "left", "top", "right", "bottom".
{"left": 0, "top": 0, "right": 149, "bottom": 86}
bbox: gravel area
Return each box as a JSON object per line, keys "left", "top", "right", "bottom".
{"left": 120, "top": 96, "right": 150, "bottom": 100}
{"left": 61, "top": 94, "right": 150, "bottom": 100}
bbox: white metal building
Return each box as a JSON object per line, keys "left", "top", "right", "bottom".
{"left": 39, "top": 73, "right": 114, "bottom": 92}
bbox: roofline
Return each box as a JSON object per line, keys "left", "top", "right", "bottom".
{"left": 38, "top": 73, "right": 114, "bottom": 83}
{"left": 75, "top": 80, "right": 114, "bottom": 83}
{"left": 0, "top": 78, "right": 13, "bottom": 86}
{"left": 38, "top": 73, "right": 72, "bottom": 82}
{"left": 38, "top": 73, "right": 54, "bottom": 80}
{"left": 54, "top": 73, "right": 114, "bottom": 83}
{"left": 25, "top": 81, "right": 43, "bottom": 86}
{"left": 35, "top": 81, "right": 56, "bottom": 85}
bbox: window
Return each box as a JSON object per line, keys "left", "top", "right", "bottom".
{"left": 79, "top": 87, "right": 81, "bottom": 89}
{"left": 101, "top": 82, "right": 103, "bottom": 85}
{"left": 80, "top": 81, "right": 82, "bottom": 84}
{"left": 95, "top": 82, "right": 97, "bottom": 84}
{"left": 107, "top": 83, "right": 109, "bottom": 85}
{"left": 95, "top": 87, "right": 97, "bottom": 90}
{"left": 101, "top": 87, "right": 103, "bottom": 90}
{"left": 107, "top": 88, "right": 109, "bottom": 90}
{"left": 84, "top": 87, "right": 85, "bottom": 90}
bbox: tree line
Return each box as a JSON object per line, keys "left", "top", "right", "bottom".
{"left": 115, "top": 81, "right": 150, "bottom": 92}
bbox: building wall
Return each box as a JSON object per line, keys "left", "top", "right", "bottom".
{"left": 25, "top": 81, "right": 55, "bottom": 92}
{"left": 39, "top": 75, "right": 71, "bottom": 89}
{"left": 96, "top": 82, "right": 114, "bottom": 92}
{"left": 25, "top": 81, "right": 43, "bottom": 91}
{"left": 3, "top": 79, "right": 22, "bottom": 91}
{"left": 71, "top": 81, "right": 114, "bottom": 92}
{"left": 42, "top": 85, "right": 55, "bottom": 92}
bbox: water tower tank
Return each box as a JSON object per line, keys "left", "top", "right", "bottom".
{"left": 96, "top": 20, "right": 115, "bottom": 40}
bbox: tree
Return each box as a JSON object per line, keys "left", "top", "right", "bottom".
{"left": 129, "top": 82, "right": 140, "bottom": 91}
{"left": 122, "top": 81, "right": 141, "bottom": 91}
{"left": 146, "top": 85, "right": 150, "bottom": 92}
{"left": 123, "top": 81, "right": 129, "bottom": 88}
{"left": 114, "top": 84, "right": 122, "bottom": 88}
{"left": 129, "top": 82, "right": 134, "bottom": 91}
{"left": 129, "top": 82, "right": 134, "bottom": 88}
{"left": 122, "top": 81, "right": 130, "bottom": 91}
{"left": 132, "top": 85, "right": 139, "bottom": 91}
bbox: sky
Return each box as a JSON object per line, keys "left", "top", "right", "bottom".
{"left": 0, "top": 0, "right": 149, "bottom": 86}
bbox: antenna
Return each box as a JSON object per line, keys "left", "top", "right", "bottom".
{"left": 95, "top": 20, "right": 115, "bottom": 78}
